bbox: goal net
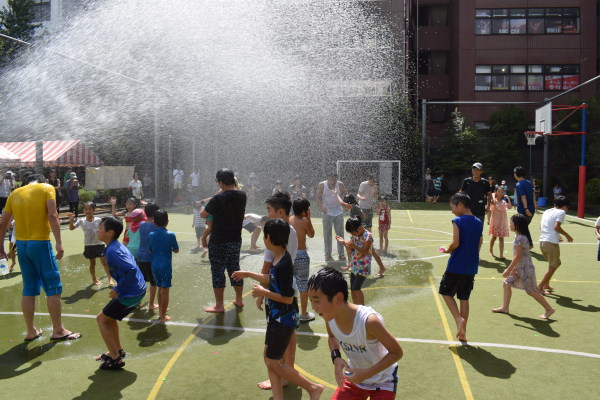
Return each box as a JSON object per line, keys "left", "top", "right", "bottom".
{"left": 336, "top": 160, "right": 401, "bottom": 201}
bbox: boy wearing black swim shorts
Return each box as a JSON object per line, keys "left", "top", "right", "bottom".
{"left": 232, "top": 219, "right": 323, "bottom": 400}
{"left": 439, "top": 193, "right": 483, "bottom": 342}
{"left": 95, "top": 216, "right": 146, "bottom": 370}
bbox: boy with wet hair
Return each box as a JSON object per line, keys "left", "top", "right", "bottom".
{"left": 254, "top": 191, "right": 299, "bottom": 390}
{"left": 307, "top": 267, "right": 402, "bottom": 399}
{"left": 96, "top": 216, "right": 146, "bottom": 370}
{"left": 232, "top": 219, "right": 323, "bottom": 400}
{"left": 290, "top": 198, "right": 316, "bottom": 322}
{"left": 439, "top": 192, "right": 483, "bottom": 342}
{"left": 537, "top": 195, "right": 573, "bottom": 295}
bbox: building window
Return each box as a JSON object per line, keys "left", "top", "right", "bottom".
{"left": 475, "top": 8, "right": 579, "bottom": 35}
{"left": 475, "top": 65, "right": 579, "bottom": 91}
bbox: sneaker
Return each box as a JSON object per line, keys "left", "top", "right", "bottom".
{"left": 190, "top": 247, "right": 201, "bottom": 254}
{"left": 299, "top": 312, "right": 315, "bottom": 322}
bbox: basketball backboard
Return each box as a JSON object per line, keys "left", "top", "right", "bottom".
{"left": 535, "top": 102, "right": 552, "bottom": 134}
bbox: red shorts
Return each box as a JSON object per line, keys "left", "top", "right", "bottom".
{"left": 331, "top": 380, "right": 396, "bottom": 400}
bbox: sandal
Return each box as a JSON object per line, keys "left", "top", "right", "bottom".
{"left": 100, "top": 355, "right": 125, "bottom": 370}
{"left": 96, "top": 349, "right": 126, "bottom": 361}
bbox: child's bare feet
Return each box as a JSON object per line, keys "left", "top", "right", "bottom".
{"left": 309, "top": 384, "right": 324, "bottom": 400}
{"left": 491, "top": 307, "right": 509, "bottom": 314}
{"left": 148, "top": 304, "right": 159, "bottom": 311}
{"left": 233, "top": 300, "right": 244, "bottom": 307}
{"left": 159, "top": 315, "right": 171, "bottom": 323}
{"left": 109, "top": 279, "right": 116, "bottom": 286}
{"left": 341, "top": 265, "right": 350, "bottom": 271}
{"left": 489, "top": 251, "right": 494, "bottom": 258}
{"left": 257, "top": 379, "right": 288, "bottom": 390}
{"left": 93, "top": 280, "right": 102, "bottom": 286}
{"left": 204, "top": 305, "right": 225, "bottom": 313}
{"left": 455, "top": 316, "right": 466, "bottom": 342}
{"left": 200, "top": 250, "right": 208, "bottom": 258}
{"left": 540, "top": 309, "right": 555, "bottom": 319}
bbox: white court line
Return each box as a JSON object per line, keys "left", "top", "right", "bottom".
{"left": 2, "top": 311, "right": 598, "bottom": 360}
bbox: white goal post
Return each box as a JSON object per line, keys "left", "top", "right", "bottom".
{"left": 336, "top": 160, "right": 401, "bottom": 201}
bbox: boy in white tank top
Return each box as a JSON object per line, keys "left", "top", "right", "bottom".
{"left": 307, "top": 267, "right": 402, "bottom": 399}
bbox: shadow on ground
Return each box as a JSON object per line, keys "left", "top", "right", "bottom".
{"left": 455, "top": 345, "right": 516, "bottom": 379}
{"left": 547, "top": 293, "right": 600, "bottom": 313}
{"left": 0, "top": 341, "right": 57, "bottom": 380}
{"left": 194, "top": 308, "right": 244, "bottom": 345}
{"left": 509, "top": 314, "right": 560, "bottom": 337}
{"left": 72, "top": 368, "right": 137, "bottom": 399}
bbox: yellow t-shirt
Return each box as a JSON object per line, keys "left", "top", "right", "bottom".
{"left": 5, "top": 183, "right": 56, "bottom": 241}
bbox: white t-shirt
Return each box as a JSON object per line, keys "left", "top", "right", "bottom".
{"left": 190, "top": 172, "right": 200, "bottom": 187}
{"left": 129, "top": 179, "right": 143, "bottom": 199}
{"left": 243, "top": 213, "right": 263, "bottom": 227}
{"left": 539, "top": 208, "right": 566, "bottom": 244}
{"left": 358, "top": 181, "right": 377, "bottom": 209}
{"left": 173, "top": 169, "right": 184, "bottom": 183}
{"left": 264, "top": 225, "right": 298, "bottom": 262}
{"left": 75, "top": 217, "right": 103, "bottom": 246}
{"left": 596, "top": 216, "right": 600, "bottom": 228}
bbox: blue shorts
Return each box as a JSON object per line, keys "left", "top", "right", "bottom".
{"left": 17, "top": 240, "right": 62, "bottom": 297}
{"left": 151, "top": 262, "right": 172, "bottom": 288}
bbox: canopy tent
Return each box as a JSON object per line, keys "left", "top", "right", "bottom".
{"left": 0, "top": 140, "right": 103, "bottom": 167}
{"left": 0, "top": 146, "right": 21, "bottom": 167}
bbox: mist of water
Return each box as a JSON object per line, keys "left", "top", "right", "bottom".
{"left": 0, "top": 0, "right": 401, "bottom": 187}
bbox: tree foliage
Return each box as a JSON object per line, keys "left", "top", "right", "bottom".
{"left": 0, "top": 0, "right": 38, "bottom": 63}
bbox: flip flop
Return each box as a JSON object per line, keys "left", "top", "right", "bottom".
{"left": 24, "top": 329, "right": 43, "bottom": 342}
{"left": 50, "top": 332, "right": 82, "bottom": 341}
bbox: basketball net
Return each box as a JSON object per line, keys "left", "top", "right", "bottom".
{"left": 524, "top": 131, "right": 543, "bottom": 146}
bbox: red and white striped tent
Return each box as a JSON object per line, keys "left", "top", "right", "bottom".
{"left": 0, "top": 140, "right": 103, "bottom": 167}
{"left": 0, "top": 145, "right": 21, "bottom": 167}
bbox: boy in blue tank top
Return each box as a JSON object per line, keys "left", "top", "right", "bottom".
{"left": 439, "top": 193, "right": 483, "bottom": 342}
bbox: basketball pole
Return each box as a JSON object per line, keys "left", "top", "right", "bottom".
{"left": 578, "top": 103, "right": 587, "bottom": 218}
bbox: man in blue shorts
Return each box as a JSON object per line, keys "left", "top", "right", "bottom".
{"left": 0, "top": 173, "right": 81, "bottom": 342}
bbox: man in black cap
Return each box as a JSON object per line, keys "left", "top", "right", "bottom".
{"left": 460, "top": 162, "right": 491, "bottom": 224}
{"left": 201, "top": 168, "right": 247, "bottom": 312}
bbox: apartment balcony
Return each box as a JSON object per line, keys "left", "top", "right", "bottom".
{"left": 418, "top": 74, "right": 449, "bottom": 99}
{"left": 417, "top": 26, "right": 450, "bottom": 51}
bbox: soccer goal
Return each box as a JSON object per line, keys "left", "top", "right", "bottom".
{"left": 336, "top": 160, "right": 401, "bottom": 201}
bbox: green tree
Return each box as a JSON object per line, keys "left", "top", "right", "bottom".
{"left": 429, "top": 108, "right": 478, "bottom": 176}
{"left": 0, "top": 0, "right": 38, "bottom": 63}
{"left": 483, "top": 104, "right": 529, "bottom": 176}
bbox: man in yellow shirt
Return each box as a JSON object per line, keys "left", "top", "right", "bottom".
{"left": 0, "top": 173, "right": 80, "bottom": 342}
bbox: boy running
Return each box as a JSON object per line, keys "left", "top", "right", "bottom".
{"left": 232, "top": 219, "right": 323, "bottom": 400}
{"left": 439, "top": 193, "right": 483, "bottom": 342}
{"left": 537, "top": 196, "right": 573, "bottom": 295}
{"left": 290, "top": 198, "right": 316, "bottom": 322}
{"left": 95, "top": 216, "right": 146, "bottom": 370}
{"left": 307, "top": 267, "right": 402, "bottom": 399}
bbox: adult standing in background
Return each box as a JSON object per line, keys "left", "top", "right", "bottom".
{"left": 357, "top": 175, "right": 378, "bottom": 229}
{"left": 172, "top": 165, "right": 184, "bottom": 203}
{"left": 190, "top": 169, "right": 201, "bottom": 199}
{"left": 460, "top": 162, "right": 491, "bottom": 223}
{"left": 533, "top": 179, "right": 541, "bottom": 209}
{"left": 288, "top": 175, "right": 308, "bottom": 200}
{"left": 0, "top": 170, "right": 16, "bottom": 214}
{"left": 47, "top": 170, "right": 62, "bottom": 209}
{"left": 316, "top": 173, "right": 348, "bottom": 261}
{"left": 143, "top": 172, "right": 153, "bottom": 198}
{"left": 201, "top": 168, "right": 246, "bottom": 313}
{"left": 66, "top": 172, "right": 81, "bottom": 219}
{"left": 0, "top": 173, "right": 80, "bottom": 342}
{"left": 514, "top": 166, "right": 535, "bottom": 224}
{"left": 129, "top": 172, "right": 144, "bottom": 200}
{"left": 425, "top": 168, "right": 432, "bottom": 199}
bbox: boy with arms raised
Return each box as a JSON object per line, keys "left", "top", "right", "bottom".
{"left": 96, "top": 216, "right": 146, "bottom": 370}
{"left": 307, "top": 267, "right": 402, "bottom": 399}
{"left": 439, "top": 193, "right": 483, "bottom": 342}
{"left": 232, "top": 219, "right": 323, "bottom": 400}
{"left": 290, "top": 198, "right": 316, "bottom": 322}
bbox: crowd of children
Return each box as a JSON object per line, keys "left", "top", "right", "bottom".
{"left": 10, "top": 169, "right": 598, "bottom": 400}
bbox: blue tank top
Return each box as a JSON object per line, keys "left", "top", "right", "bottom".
{"left": 446, "top": 215, "right": 483, "bottom": 275}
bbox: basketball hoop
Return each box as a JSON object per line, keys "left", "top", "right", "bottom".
{"left": 524, "top": 131, "right": 543, "bottom": 146}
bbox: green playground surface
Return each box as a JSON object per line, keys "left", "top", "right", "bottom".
{"left": 0, "top": 204, "right": 599, "bottom": 399}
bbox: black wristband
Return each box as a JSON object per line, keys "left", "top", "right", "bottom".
{"left": 331, "top": 349, "right": 341, "bottom": 363}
